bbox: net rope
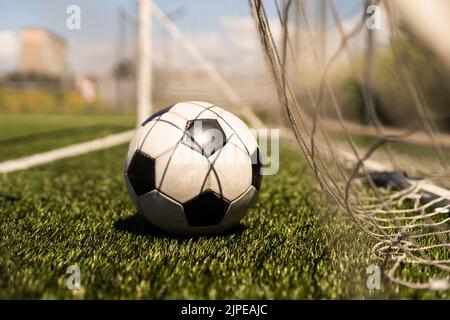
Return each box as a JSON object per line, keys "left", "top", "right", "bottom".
{"left": 249, "top": 0, "right": 450, "bottom": 290}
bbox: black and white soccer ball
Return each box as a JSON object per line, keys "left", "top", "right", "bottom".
{"left": 124, "top": 101, "right": 262, "bottom": 234}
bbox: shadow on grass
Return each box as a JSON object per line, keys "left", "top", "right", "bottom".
{"left": 0, "top": 193, "right": 21, "bottom": 202}
{"left": 114, "top": 213, "right": 246, "bottom": 240}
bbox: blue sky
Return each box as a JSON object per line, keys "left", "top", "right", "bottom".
{"left": 0, "top": 0, "right": 362, "bottom": 74}
{"left": 0, "top": 0, "right": 361, "bottom": 36}
{"left": 0, "top": 0, "right": 256, "bottom": 40}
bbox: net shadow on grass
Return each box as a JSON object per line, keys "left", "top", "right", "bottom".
{"left": 114, "top": 213, "right": 247, "bottom": 240}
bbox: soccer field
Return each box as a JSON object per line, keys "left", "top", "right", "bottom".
{"left": 0, "top": 114, "right": 134, "bottom": 162}
{"left": 0, "top": 114, "right": 447, "bottom": 299}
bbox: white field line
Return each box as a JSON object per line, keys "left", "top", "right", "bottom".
{"left": 413, "top": 180, "right": 450, "bottom": 202}
{"left": 280, "top": 127, "right": 389, "bottom": 171}
{"left": 280, "top": 128, "right": 450, "bottom": 202}
{"left": 1, "top": 127, "right": 449, "bottom": 203}
{"left": 0, "top": 130, "right": 134, "bottom": 174}
{"left": 340, "top": 150, "right": 450, "bottom": 202}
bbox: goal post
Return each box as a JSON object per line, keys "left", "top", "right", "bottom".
{"left": 136, "top": 0, "right": 152, "bottom": 125}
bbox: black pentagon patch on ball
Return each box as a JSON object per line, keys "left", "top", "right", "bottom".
{"left": 183, "top": 190, "right": 230, "bottom": 226}
{"left": 182, "top": 119, "right": 226, "bottom": 158}
{"left": 141, "top": 105, "right": 173, "bottom": 126}
{"left": 127, "top": 150, "right": 156, "bottom": 196}
{"left": 251, "top": 149, "right": 263, "bottom": 190}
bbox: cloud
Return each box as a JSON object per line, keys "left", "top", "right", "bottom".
{"left": 71, "top": 15, "right": 283, "bottom": 76}
{"left": 151, "top": 12, "right": 391, "bottom": 76}
{"left": 0, "top": 31, "right": 19, "bottom": 73}
{"left": 0, "top": 11, "right": 391, "bottom": 77}
{"left": 333, "top": 9, "right": 391, "bottom": 51}
{"left": 152, "top": 15, "right": 283, "bottom": 75}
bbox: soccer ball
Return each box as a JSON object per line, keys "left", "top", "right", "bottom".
{"left": 124, "top": 101, "right": 262, "bottom": 234}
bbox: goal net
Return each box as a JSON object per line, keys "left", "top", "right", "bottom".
{"left": 249, "top": 0, "right": 450, "bottom": 290}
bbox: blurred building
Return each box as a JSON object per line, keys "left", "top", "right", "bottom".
{"left": 20, "top": 28, "right": 68, "bottom": 78}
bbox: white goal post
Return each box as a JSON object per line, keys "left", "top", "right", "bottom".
{"left": 136, "top": 0, "right": 153, "bottom": 125}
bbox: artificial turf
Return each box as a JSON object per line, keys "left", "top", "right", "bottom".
{"left": 0, "top": 114, "right": 448, "bottom": 299}
{"left": 0, "top": 113, "right": 134, "bottom": 162}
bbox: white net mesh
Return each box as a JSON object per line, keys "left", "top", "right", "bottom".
{"left": 249, "top": 0, "right": 450, "bottom": 290}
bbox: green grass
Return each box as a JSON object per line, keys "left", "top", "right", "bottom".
{"left": 0, "top": 113, "right": 134, "bottom": 162}
{"left": 0, "top": 114, "right": 448, "bottom": 299}
{"left": 330, "top": 131, "right": 450, "bottom": 160}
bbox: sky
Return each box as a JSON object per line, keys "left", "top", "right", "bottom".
{"left": 0, "top": 0, "right": 365, "bottom": 75}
